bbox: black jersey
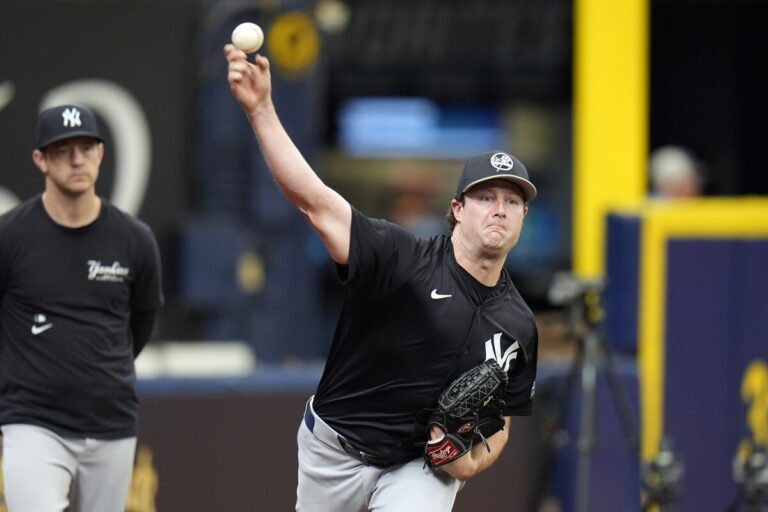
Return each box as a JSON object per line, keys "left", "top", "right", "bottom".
{"left": 314, "top": 208, "right": 538, "bottom": 463}
{"left": 0, "top": 195, "right": 163, "bottom": 439}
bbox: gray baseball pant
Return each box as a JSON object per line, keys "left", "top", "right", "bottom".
{"left": 1, "top": 424, "right": 136, "bottom": 512}
{"left": 296, "top": 396, "right": 463, "bottom": 512}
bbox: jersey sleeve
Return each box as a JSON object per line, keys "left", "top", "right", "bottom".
{"left": 0, "top": 248, "right": 6, "bottom": 298}
{"left": 0, "top": 229, "right": 6, "bottom": 296}
{"left": 339, "top": 207, "right": 422, "bottom": 299}
{"left": 0, "top": 210, "right": 13, "bottom": 296}
{"left": 502, "top": 322, "right": 538, "bottom": 416}
{"left": 130, "top": 223, "right": 164, "bottom": 313}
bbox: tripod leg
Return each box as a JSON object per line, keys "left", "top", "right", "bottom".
{"left": 575, "top": 330, "right": 600, "bottom": 512}
{"left": 600, "top": 336, "right": 641, "bottom": 460}
{"left": 528, "top": 344, "right": 583, "bottom": 511}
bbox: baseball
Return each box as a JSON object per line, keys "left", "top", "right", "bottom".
{"left": 231, "top": 22, "right": 264, "bottom": 53}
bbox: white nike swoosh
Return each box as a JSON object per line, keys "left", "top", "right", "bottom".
{"left": 31, "top": 323, "right": 53, "bottom": 335}
{"left": 430, "top": 289, "right": 452, "bottom": 300}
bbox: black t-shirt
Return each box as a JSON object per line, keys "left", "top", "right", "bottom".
{"left": 0, "top": 195, "right": 163, "bottom": 438}
{"left": 314, "top": 208, "right": 538, "bottom": 463}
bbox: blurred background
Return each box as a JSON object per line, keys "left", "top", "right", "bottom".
{"left": 1, "top": 0, "right": 767, "bottom": 511}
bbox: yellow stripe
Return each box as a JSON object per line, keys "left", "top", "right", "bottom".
{"left": 639, "top": 210, "right": 666, "bottom": 461}
{"left": 638, "top": 199, "right": 768, "bottom": 461}
{"left": 573, "top": 0, "right": 648, "bottom": 277}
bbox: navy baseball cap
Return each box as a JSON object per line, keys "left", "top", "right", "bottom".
{"left": 36, "top": 104, "right": 104, "bottom": 150}
{"left": 455, "top": 151, "right": 537, "bottom": 202}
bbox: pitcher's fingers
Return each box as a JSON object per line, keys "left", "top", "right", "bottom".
{"left": 223, "top": 44, "right": 247, "bottom": 61}
{"left": 253, "top": 54, "right": 270, "bottom": 72}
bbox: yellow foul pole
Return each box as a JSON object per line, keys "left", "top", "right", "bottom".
{"left": 573, "top": 0, "right": 649, "bottom": 277}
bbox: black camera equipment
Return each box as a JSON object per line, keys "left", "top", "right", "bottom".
{"left": 547, "top": 272, "right": 649, "bottom": 512}
{"left": 641, "top": 436, "right": 684, "bottom": 511}
{"left": 728, "top": 440, "right": 768, "bottom": 512}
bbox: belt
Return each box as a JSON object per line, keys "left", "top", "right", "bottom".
{"left": 303, "top": 398, "right": 390, "bottom": 467}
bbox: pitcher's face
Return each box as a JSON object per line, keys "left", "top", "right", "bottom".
{"left": 452, "top": 180, "right": 528, "bottom": 255}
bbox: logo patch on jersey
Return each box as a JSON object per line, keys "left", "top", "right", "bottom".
{"left": 87, "top": 260, "right": 130, "bottom": 282}
{"left": 31, "top": 324, "right": 53, "bottom": 335}
{"left": 31, "top": 313, "right": 53, "bottom": 335}
{"left": 430, "top": 289, "right": 452, "bottom": 300}
{"left": 484, "top": 332, "right": 519, "bottom": 373}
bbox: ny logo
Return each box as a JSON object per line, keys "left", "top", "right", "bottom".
{"left": 62, "top": 108, "right": 82, "bottom": 128}
{"left": 490, "top": 152, "right": 514, "bottom": 171}
{"left": 484, "top": 332, "right": 519, "bottom": 372}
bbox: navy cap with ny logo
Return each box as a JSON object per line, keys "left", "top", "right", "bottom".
{"left": 454, "top": 151, "right": 537, "bottom": 202}
{"left": 36, "top": 104, "right": 104, "bottom": 150}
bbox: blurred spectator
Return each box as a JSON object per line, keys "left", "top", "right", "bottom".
{"left": 649, "top": 145, "right": 704, "bottom": 198}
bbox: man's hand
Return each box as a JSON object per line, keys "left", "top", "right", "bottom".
{"left": 424, "top": 360, "right": 509, "bottom": 474}
{"left": 224, "top": 44, "right": 272, "bottom": 117}
{"left": 429, "top": 418, "right": 510, "bottom": 481}
{"left": 221, "top": 43, "right": 352, "bottom": 265}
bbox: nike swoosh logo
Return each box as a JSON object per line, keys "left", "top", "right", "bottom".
{"left": 31, "top": 324, "right": 53, "bottom": 335}
{"left": 430, "top": 289, "right": 452, "bottom": 300}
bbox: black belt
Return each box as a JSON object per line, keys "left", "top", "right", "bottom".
{"left": 303, "top": 401, "right": 391, "bottom": 467}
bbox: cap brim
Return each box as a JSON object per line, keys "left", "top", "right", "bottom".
{"left": 459, "top": 175, "right": 537, "bottom": 202}
{"left": 39, "top": 131, "right": 104, "bottom": 150}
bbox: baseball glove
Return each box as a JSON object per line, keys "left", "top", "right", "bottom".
{"left": 424, "top": 360, "right": 508, "bottom": 467}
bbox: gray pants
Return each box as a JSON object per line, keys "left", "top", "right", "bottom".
{"left": 296, "top": 397, "right": 463, "bottom": 512}
{"left": 1, "top": 424, "right": 136, "bottom": 512}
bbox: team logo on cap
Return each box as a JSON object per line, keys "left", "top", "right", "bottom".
{"left": 490, "top": 152, "right": 514, "bottom": 172}
{"left": 62, "top": 108, "right": 82, "bottom": 128}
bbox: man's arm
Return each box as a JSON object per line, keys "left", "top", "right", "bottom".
{"left": 131, "top": 310, "right": 157, "bottom": 358}
{"left": 225, "top": 45, "right": 352, "bottom": 264}
{"left": 432, "top": 417, "right": 511, "bottom": 482}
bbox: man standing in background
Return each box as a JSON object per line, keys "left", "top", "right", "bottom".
{"left": 0, "top": 104, "right": 163, "bottom": 512}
